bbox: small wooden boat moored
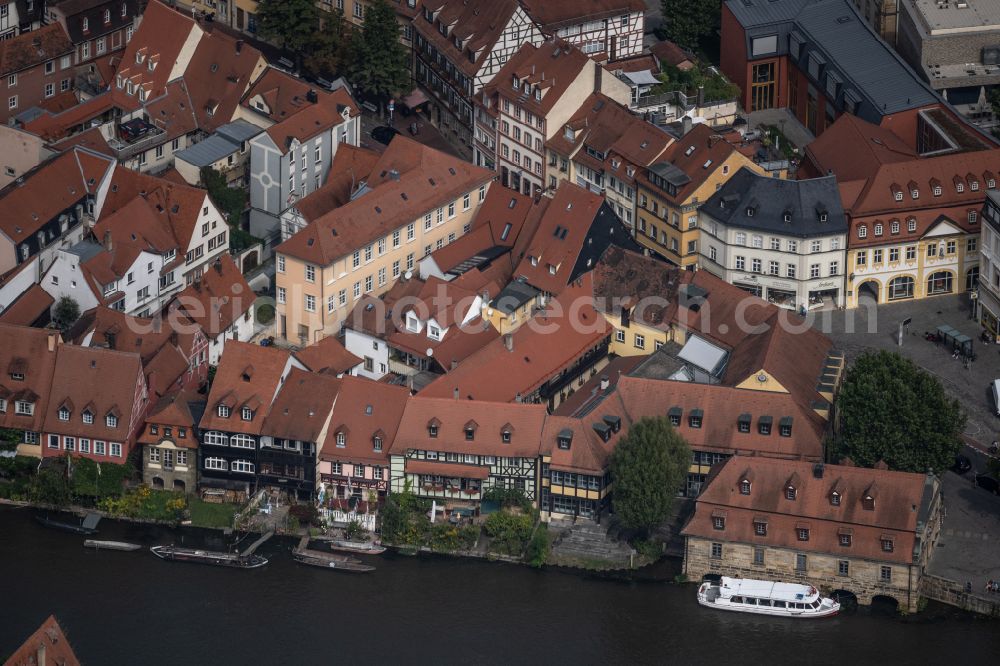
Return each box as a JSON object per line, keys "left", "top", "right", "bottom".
{"left": 84, "top": 540, "right": 142, "bottom": 551}
{"left": 697, "top": 576, "right": 839, "bottom": 618}
{"left": 150, "top": 545, "right": 268, "bottom": 569}
{"left": 323, "top": 539, "right": 386, "bottom": 556}
{"left": 293, "top": 550, "right": 375, "bottom": 573}
{"left": 36, "top": 513, "right": 100, "bottom": 535}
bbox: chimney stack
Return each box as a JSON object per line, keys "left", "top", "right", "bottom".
{"left": 453, "top": 387, "right": 459, "bottom": 400}
{"left": 682, "top": 115, "right": 693, "bottom": 136}
{"left": 503, "top": 333, "right": 513, "bottom": 352}
{"left": 451, "top": 358, "right": 458, "bottom": 371}
{"left": 47, "top": 331, "right": 57, "bottom": 352}
{"left": 600, "top": 375, "right": 609, "bottom": 391}
{"left": 103, "top": 229, "right": 113, "bottom": 251}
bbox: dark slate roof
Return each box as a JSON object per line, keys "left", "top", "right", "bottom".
{"left": 701, "top": 167, "right": 847, "bottom": 237}
{"left": 725, "top": 0, "right": 938, "bottom": 121}
{"left": 648, "top": 161, "right": 691, "bottom": 187}
{"left": 65, "top": 239, "right": 106, "bottom": 262}
{"left": 174, "top": 120, "right": 262, "bottom": 168}
{"left": 491, "top": 279, "right": 540, "bottom": 315}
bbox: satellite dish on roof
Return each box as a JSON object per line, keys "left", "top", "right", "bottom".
{"left": 426, "top": 348, "right": 434, "bottom": 357}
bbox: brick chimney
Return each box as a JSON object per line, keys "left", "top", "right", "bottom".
{"left": 47, "top": 331, "right": 57, "bottom": 352}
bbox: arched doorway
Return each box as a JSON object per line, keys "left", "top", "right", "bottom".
{"left": 887, "top": 275, "right": 914, "bottom": 301}
{"left": 152, "top": 476, "right": 164, "bottom": 490}
{"left": 870, "top": 595, "right": 899, "bottom": 615}
{"left": 242, "top": 251, "right": 259, "bottom": 273}
{"left": 857, "top": 280, "right": 879, "bottom": 305}
{"left": 966, "top": 266, "right": 980, "bottom": 291}
{"left": 831, "top": 590, "right": 858, "bottom": 613}
{"left": 173, "top": 479, "right": 186, "bottom": 492}
{"left": 927, "top": 271, "right": 954, "bottom": 295}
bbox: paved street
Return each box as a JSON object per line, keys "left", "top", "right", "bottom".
{"left": 814, "top": 293, "right": 999, "bottom": 460}
{"left": 929, "top": 470, "right": 1000, "bottom": 592}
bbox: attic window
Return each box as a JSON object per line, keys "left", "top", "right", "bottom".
{"left": 746, "top": 206, "right": 755, "bottom": 217}
{"left": 785, "top": 485, "right": 797, "bottom": 501}
{"left": 970, "top": 180, "right": 980, "bottom": 191}
{"left": 685, "top": 145, "right": 695, "bottom": 157}
{"left": 863, "top": 495, "right": 875, "bottom": 510}
{"left": 428, "top": 424, "right": 438, "bottom": 438}
{"left": 818, "top": 211, "right": 828, "bottom": 222}
{"left": 783, "top": 211, "right": 792, "bottom": 223}
{"left": 740, "top": 480, "right": 751, "bottom": 495}
{"left": 893, "top": 190, "right": 903, "bottom": 202}
{"left": 58, "top": 407, "right": 70, "bottom": 421}
{"left": 956, "top": 180, "right": 965, "bottom": 193}
{"left": 557, "top": 428, "right": 573, "bottom": 449}
{"left": 336, "top": 432, "right": 346, "bottom": 447}
{"left": 464, "top": 423, "right": 476, "bottom": 440}
{"left": 501, "top": 429, "right": 511, "bottom": 443}
{"left": 911, "top": 188, "right": 919, "bottom": 199}
{"left": 737, "top": 413, "right": 751, "bottom": 433}
{"left": 689, "top": 409, "right": 703, "bottom": 429}
{"left": 218, "top": 405, "right": 231, "bottom": 418}
{"left": 933, "top": 185, "right": 942, "bottom": 196}
{"left": 702, "top": 160, "right": 712, "bottom": 169}
{"left": 830, "top": 491, "right": 841, "bottom": 506}
{"left": 668, "top": 406, "right": 682, "bottom": 427}
{"left": 881, "top": 537, "right": 894, "bottom": 552}
{"left": 758, "top": 416, "right": 772, "bottom": 435}
{"left": 779, "top": 416, "right": 793, "bottom": 437}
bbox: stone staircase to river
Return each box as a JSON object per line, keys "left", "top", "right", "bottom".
{"left": 549, "top": 519, "right": 636, "bottom": 570}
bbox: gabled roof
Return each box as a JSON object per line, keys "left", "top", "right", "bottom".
{"left": 420, "top": 276, "right": 611, "bottom": 402}
{"left": 167, "top": 255, "right": 253, "bottom": 341}
{"left": 288, "top": 144, "right": 381, "bottom": 223}
{"left": 183, "top": 27, "right": 264, "bottom": 132}
{"left": 4, "top": 614, "right": 81, "bottom": 666}
{"left": 49, "top": 0, "right": 141, "bottom": 42}
{"left": 93, "top": 195, "right": 181, "bottom": 254}
{"left": 115, "top": 0, "right": 200, "bottom": 100}
{"left": 482, "top": 39, "right": 593, "bottom": 116}
{"left": 263, "top": 368, "right": 340, "bottom": 443}
{"left": 276, "top": 136, "right": 493, "bottom": 265}
{"left": 391, "top": 397, "right": 548, "bottom": 457}
{"left": 0, "top": 284, "right": 53, "bottom": 326}
{"left": 241, "top": 66, "right": 326, "bottom": 124}
{"left": 319, "top": 375, "right": 410, "bottom": 466}
{"left": 67, "top": 305, "right": 196, "bottom": 364}
{"left": 0, "top": 324, "right": 59, "bottom": 433}
{"left": 199, "top": 341, "right": 292, "bottom": 435}
{"left": 416, "top": 0, "right": 529, "bottom": 79}
{"left": 137, "top": 389, "right": 200, "bottom": 448}
{"left": 43, "top": 344, "right": 144, "bottom": 441}
{"left": 0, "top": 147, "right": 114, "bottom": 251}
{"left": 682, "top": 456, "right": 935, "bottom": 564}
{"left": 262, "top": 86, "right": 358, "bottom": 152}
{"left": 293, "top": 336, "right": 362, "bottom": 376}
{"left": 640, "top": 123, "right": 742, "bottom": 204}
{"left": 0, "top": 22, "right": 74, "bottom": 76}
{"left": 591, "top": 246, "right": 686, "bottom": 328}
{"left": 518, "top": 0, "right": 644, "bottom": 28}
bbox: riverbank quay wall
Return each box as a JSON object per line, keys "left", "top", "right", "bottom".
{"left": 683, "top": 537, "right": 924, "bottom": 612}
{"left": 921, "top": 574, "right": 1000, "bottom": 617}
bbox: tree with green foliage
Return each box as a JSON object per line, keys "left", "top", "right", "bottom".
{"left": 834, "top": 350, "right": 964, "bottom": 472}
{"left": 660, "top": 0, "right": 721, "bottom": 50}
{"left": 256, "top": 0, "right": 320, "bottom": 60}
{"left": 52, "top": 296, "right": 80, "bottom": 333}
{"left": 305, "top": 9, "right": 352, "bottom": 80}
{"left": 200, "top": 167, "right": 247, "bottom": 225}
{"left": 346, "top": 0, "right": 410, "bottom": 107}
{"left": 610, "top": 416, "right": 690, "bottom": 535}
{"left": 30, "top": 465, "right": 71, "bottom": 506}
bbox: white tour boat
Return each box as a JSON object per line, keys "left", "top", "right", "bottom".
{"left": 697, "top": 576, "right": 840, "bottom": 618}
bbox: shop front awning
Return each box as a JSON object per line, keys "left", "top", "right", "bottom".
{"left": 402, "top": 88, "right": 429, "bottom": 108}
{"left": 405, "top": 460, "right": 489, "bottom": 479}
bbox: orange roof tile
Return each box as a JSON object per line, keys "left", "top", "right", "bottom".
{"left": 200, "top": 341, "right": 293, "bottom": 435}
{"left": 0, "top": 324, "right": 59, "bottom": 434}
{"left": 320, "top": 375, "right": 410, "bottom": 466}
{"left": 0, "top": 23, "right": 74, "bottom": 76}
{"left": 4, "top": 615, "right": 81, "bottom": 666}
{"left": 167, "top": 255, "right": 253, "bottom": 341}
{"left": 263, "top": 368, "right": 341, "bottom": 443}
{"left": 0, "top": 283, "right": 53, "bottom": 326}
{"left": 293, "top": 336, "right": 362, "bottom": 375}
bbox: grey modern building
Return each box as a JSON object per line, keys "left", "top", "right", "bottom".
{"left": 896, "top": 0, "right": 1000, "bottom": 130}
{"left": 247, "top": 87, "right": 360, "bottom": 252}
{"left": 698, "top": 167, "right": 848, "bottom": 310}
{"left": 173, "top": 119, "right": 263, "bottom": 187}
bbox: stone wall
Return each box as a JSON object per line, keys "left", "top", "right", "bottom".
{"left": 921, "top": 573, "right": 1000, "bottom": 617}
{"left": 684, "top": 537, "right": 921, "bottom": 612}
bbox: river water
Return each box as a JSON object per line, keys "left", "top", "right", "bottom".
{"left": 1, "top": 506, "right": 997, "bottom": 665}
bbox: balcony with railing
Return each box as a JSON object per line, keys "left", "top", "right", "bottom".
{"left": 107, "top": 118, "right": 166, "bottom": 161}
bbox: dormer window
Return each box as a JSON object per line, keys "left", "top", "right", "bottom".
{"left": 464, "top": 422, "right": 476, "bottom": 441}
{"left": 58, "top": 407, "right": 70, "bottom": 421}
{"left": 881, "top": 537, "right": 894, "bottom": 552}
{"left": 874, "top": 223, "right": 883, "bottom": 236}
{"left": 857, "top": 225, "right": 867, "bottom": 239}
{"left": 557, "top": 428, "right": 573, "bottom": 449}
{"left": 911, "top": 188, "right": 919, "bottom": 199}
{"left": 758, "top": 416, "right": 772, "bottom": 435}
{"left": 150, "top": 425, "right": 159, "bottom": 435}
{"left": 218, "top": 405, "right": 231, "bottom": 418}
{"left": 746, "top": 206, "right": 755, "bottom": 217}
{"left": 737, "top": 413, "right": 751, "bottom": 433}
{"left": 785, "top": 485, "right": 796, "bottom": 501}
{"left": 336, "top": 432, "right": 346, "bottom": 447}
{"left": 830, "top": 491, "right": 841, "bottom": 506}
{"left": 819, "top": 212, "right": 828, "bottom": 223}
{"left": 428, "top": 424, "right": 439, "bottom": 438}
{"left": 668, "top": 406, "right": 682, "bottom": 427}
{"left": 782, "top": 211, "right": 792, "bottom": 223}
{"left": 894, "top": 191, "right": 903, "bottom": 202}
{"left": 83, "top": 17, "right": 89, "bottom": 31}
{"left": 83, "top": 411, "right": 93, "bottom": 425}
{"left": 955, "top": 180, "right": 965, "bottom": 193}
{"left": 501, "top": 430, "right": 511, "bottom": 443}
{"left": 106, "top": 414, "right": 118, "bottom": 428}
{"left": 933, "top": 185, "right": 942, "bottom": 196}
{"left": 890, "top": 220, "right": 899, "bottom": 234}
{"left": 863, "top": 495, "right": 875, "bottom": 510}
{"left": 971, "top": 180, "right": 980, "bottom": 192}
{"left": 712, "top": 513, "right": 726, "bottom": 530}
{"left": 9, "top": 371, "right": 23, "bottom": 381}
{"left": 103, "top": 8, "right": 110, "bottom": 22}
{"left": 241, "top": 407, "right": 253, "bottom": 421}
{"left": 779, "top": 417, "right": 792, "bottom": 437}
{"left": 512, "top": 76, "right": 519, "bottom": 90}
{"left": 373, "top": 436, "right": 383, "bottom": 452}
{"left": 740, "top": 480, "right": 751, "bottom": 495}
{"left": 135, "top": 51, "right": 143, "bottom": 64}
{"left": 689, "top": 409, "right": 703, "bottom": 429}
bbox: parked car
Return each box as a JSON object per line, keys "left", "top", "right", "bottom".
{"left": 974, "top": 474, "right": 999, "bottom": 495}
{"left": 371, "top": 125, "right": 399, "bottom": 146}
{"left": 952, "top": 454, "right": 972, "bottom": 474}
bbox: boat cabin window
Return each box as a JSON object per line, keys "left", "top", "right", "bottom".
{"left": 772, "top": 601, "right": 786, "bottom": 608}
{"left": 757, "top": 599, "right": 770, "bottom": 606}
{"left": 731, "top": 596, "right": 742, "bottom": 603}
{"left": 811, "top": 601, "right": 820, "bottom": 609}
{"left": 794, "top": 603, "right": 805, "bottom": 610}
{"left": 745, "top": 598, "right": 757, "bottom": 605}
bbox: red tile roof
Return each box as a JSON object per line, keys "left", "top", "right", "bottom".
{"left": 67, "top": 305, "right": 193, "bottom": 363}
{"left": 0, "top": 284, "right": 53, "bottom": 326}
{"left": 182, "top": 27, "right": 263, "bottom": 132}
{"left": 682, "top": 457, "right": 935, "bottom": 565}
{"left": 199, "top": 341, "right": 293, "bottom": 435}
{"left": 0, "top": 324, "right": 60, "bottom": 434}
{"left": 49, "top": 126, "right": 114, "bottom": 156}
{"left": 263, "top": 367, "right": 341, "bottom": 443}
{"left": 420, "top": 276, "right": 610, "bottom": 402}
{"left": 0, "top": 23, "right": 74, "bottom": 76}
{"left": 137, "top": 389, "right": 199, "bottom": 448}
{"left": 650, "top": 40, "right": 695, "bottom": 69}
{"left": 43, "top": 344, "right": 145, "bottom": 443}
{"left": 4, "top": 615, "right": 81, "bottom": 666}
{"left": 293, "top": 336, "right": 362, "bottom": 375}
{"left": 290, "top": 144, "right": 381, "bottom": 223}
{"left": 0, "top": 147, "right": 114, "bottom": 252}
{"left": 115, "top": 0, "right": 197, "bottom": 100}
{"left": 405, "top": 459, "right": 490, "bottom": 478}
{"left": 263, "top": 86, "right": 358, "bottom": 151}
{"left": 416, "top": 0, "right": 525, "bottom": 78}
{"left": 482, "top": 39, "right": 593, "bottom": 116}
{"left": 552, "top": 353, "right": 644, "bottom": 416}
{"left": 518, "top": 0, "right": 644, "bottom": 28}
{"left": 276, "top": 136, "right": 493, "bottom": 265}
{"left": 391, "top": 396, "right": 548, "bottom": 457}
{"left": 20, "top": 92, "right": 121, "bottom": 142}
{"left": 167, "top": 255, "right": 253, "bottom": 341}
{"left": 320, "top": 375, "right": 410, "bottom": 466}
{"left": 615, "top": 375, "right": 825, "bottom": 461}
{"left": 241, "top": 67, "right": 327, "bottom": 124}
{"left": 639, "top": 123, "right": 742, "bottom": 204}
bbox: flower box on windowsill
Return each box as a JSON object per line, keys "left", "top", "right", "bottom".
{"left": 464, "top": 489, "right": 479, "bottom": 496}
